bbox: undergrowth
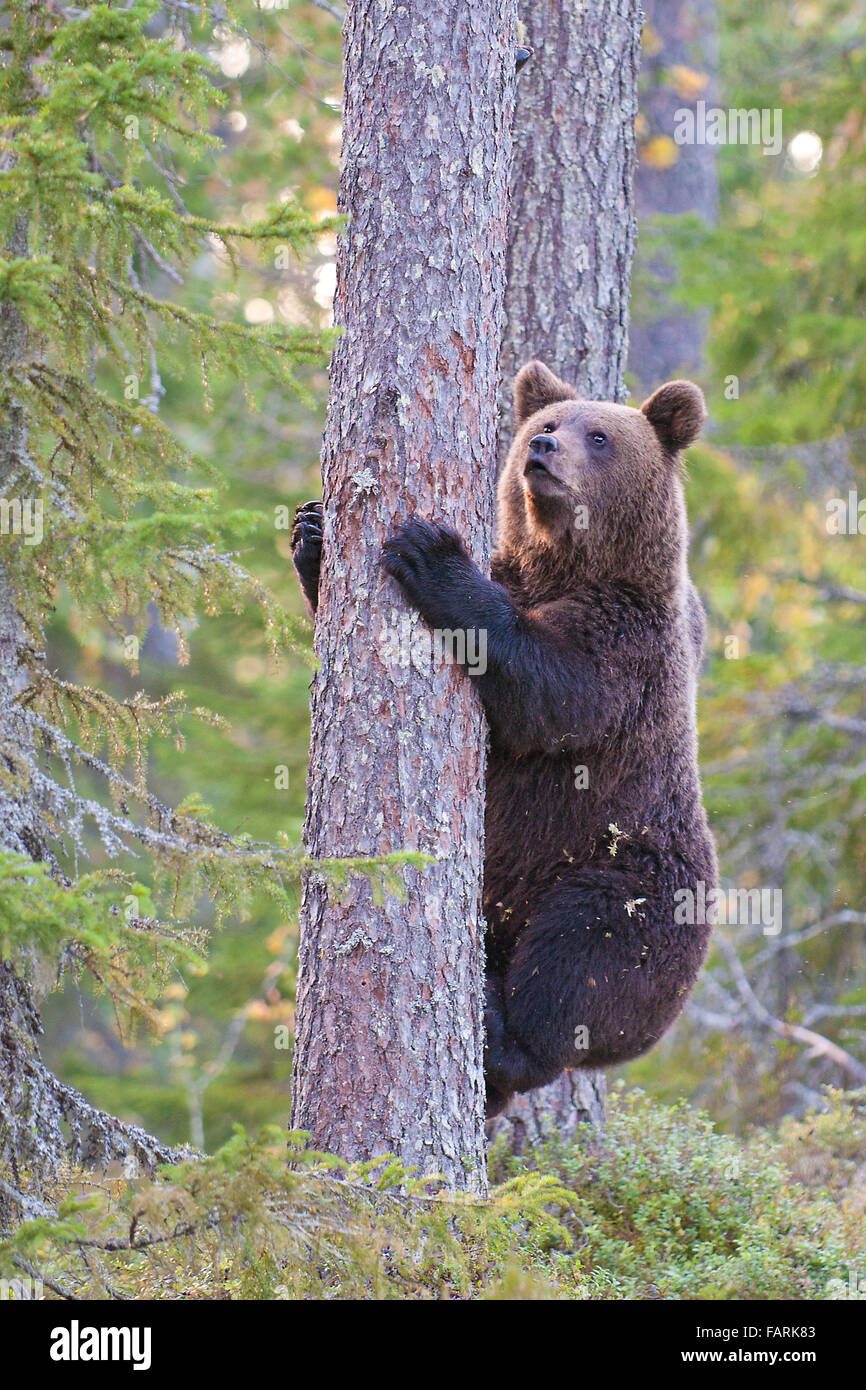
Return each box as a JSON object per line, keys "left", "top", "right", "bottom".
{"left": 2, "top": 1086, "right": 864, "bottom": 1301}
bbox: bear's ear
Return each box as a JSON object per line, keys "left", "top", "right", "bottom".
{"left": 514, "top": 360, "right": 578, "bottom": 425}
{"left": 641, "top": 381, "right": 706, "bottom": 454}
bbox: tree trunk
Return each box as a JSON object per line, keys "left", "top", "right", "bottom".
{"left": 490, "top": 0, "right": 643, "bottom": 1147}
{"left": 629, "top": 0, "right": 719, "bottom": 392}
{"left": 290, "top": 0, "right": 517, "bottom": 1192}
{"left": 500, "top": 0, "right": 642, "bottom": 428}
{"left": 0, "top": 215, "right": 42, "bottom": 862}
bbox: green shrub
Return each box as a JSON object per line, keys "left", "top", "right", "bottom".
{"left": 2, "top": 1089, "right": 862, "bottom": 1300}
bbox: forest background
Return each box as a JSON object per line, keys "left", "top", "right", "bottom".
{"left": 8, "top": 0, "right": 866, "bottom": 1175}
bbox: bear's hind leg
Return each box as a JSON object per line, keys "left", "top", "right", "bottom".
{"left": 483, "top": 970, "right": 551, "bottom": 1117}
{"left": 484, "top": 963, "right": 561, "bottom": 1116}
{"left": 485, "top": 871, "right": 659, "bottom": 1109}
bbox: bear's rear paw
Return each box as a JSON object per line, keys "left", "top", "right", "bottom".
{"left": 484, "top": 975, "right": 514, "bottom": 1116}
{"left": 485, "top": 1079, "right": 512, "bottom": 1120}
{"left": 485, "top": 981, "right": 562, "bottom": 1109}
{"left": 484, "top": 978, "right": 551, "bottom": 1114}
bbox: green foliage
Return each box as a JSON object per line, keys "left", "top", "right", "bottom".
{"left": 0, "top": 1124, "right": 577, "bottom": 1300}
{"left": 768, "top": 1092, "right": 866, "bottom": 1282}
{"left": 0, "top": 0, "right": 342, "bottom": 1071}
{"left": 492, "top": 1088, "right": 861, "bottom": 1301}
{"left": 0, "top": 0, "right": 331, "bottom": 653}
{"left": 3, "top": 1090, "right": 862, "bottom": 1300}
{"left": 0, "top": 850, "right": 202, "bottom": 1035}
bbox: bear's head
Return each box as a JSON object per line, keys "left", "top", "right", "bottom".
{"left": 498, "top": 360, "right": 706, "bottom": 594}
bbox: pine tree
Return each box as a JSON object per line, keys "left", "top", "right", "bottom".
{"left": 629, "top": 0, "right": 719, "bottom": 392}
{"left": 0, "top": 0, "right": 331, "bottom": 1216}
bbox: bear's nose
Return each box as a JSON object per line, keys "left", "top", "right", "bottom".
{"left": 528, "top": 434, "right": 559, "bottom": 457}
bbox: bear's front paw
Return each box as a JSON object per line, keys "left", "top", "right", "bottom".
{"left": 381, "top": 518, "right": 466, "bottom": 618}
{"left": 291, "top": 500, "right": 323, "bottom": 613}
{"left": 292, "top": 499, "right": 322, "bottom": 565}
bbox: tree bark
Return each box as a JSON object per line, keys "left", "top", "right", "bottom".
{"left": 499, "top": 0, "right": 642, "bottom": 432}
{"left": 290, "top": 0, "right": 517, "bottom": 1192}
{"left": 629, "top": 0, "right": 719, "bottom": 392}
{"left": 490, "top": 0, "right": 643, "bottom": 1147}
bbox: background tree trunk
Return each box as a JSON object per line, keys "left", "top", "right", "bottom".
{"left": 629, "top": 0, "right": 719, "bottom": 392}
{"left": 0, "top": 207, "right": 53, "bottom": 1228}
{"left": 499, "top": 0, "right": 642, "bottom": 430}
{"left": 290, "top": 0, "right": 517, "bottom": 1192}
{"left": 490, "top": 0, "right": 643, "bottom": 1148}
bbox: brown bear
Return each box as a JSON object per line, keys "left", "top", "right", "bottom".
{"left": 294, "top": 360, "right": 718, "bottom": 1117}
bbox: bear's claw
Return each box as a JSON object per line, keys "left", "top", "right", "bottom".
{"left": 381, "top": 518, "right": 466, "bottom": 611}
{"left": 292, "top": 500, "right": 323, "bottom": 615}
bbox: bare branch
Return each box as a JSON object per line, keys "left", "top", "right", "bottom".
{"left": 310, "top": 0, "right": 345, "bottom": 21}
{"left": 716, "top": 936, "right": 866, "bottom": 1086}
{"left": 751, "top": 909, "right": 866, "bottom": 965}
{"left": 13, "top": 1257, "right": 80, "bottom": 1302}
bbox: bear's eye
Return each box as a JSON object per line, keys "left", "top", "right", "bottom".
{"left": 542, "top": 423, "right": 556, "bottom": 434}
{"left": 588, "top": 430, "right": 608, "bottom": 447}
